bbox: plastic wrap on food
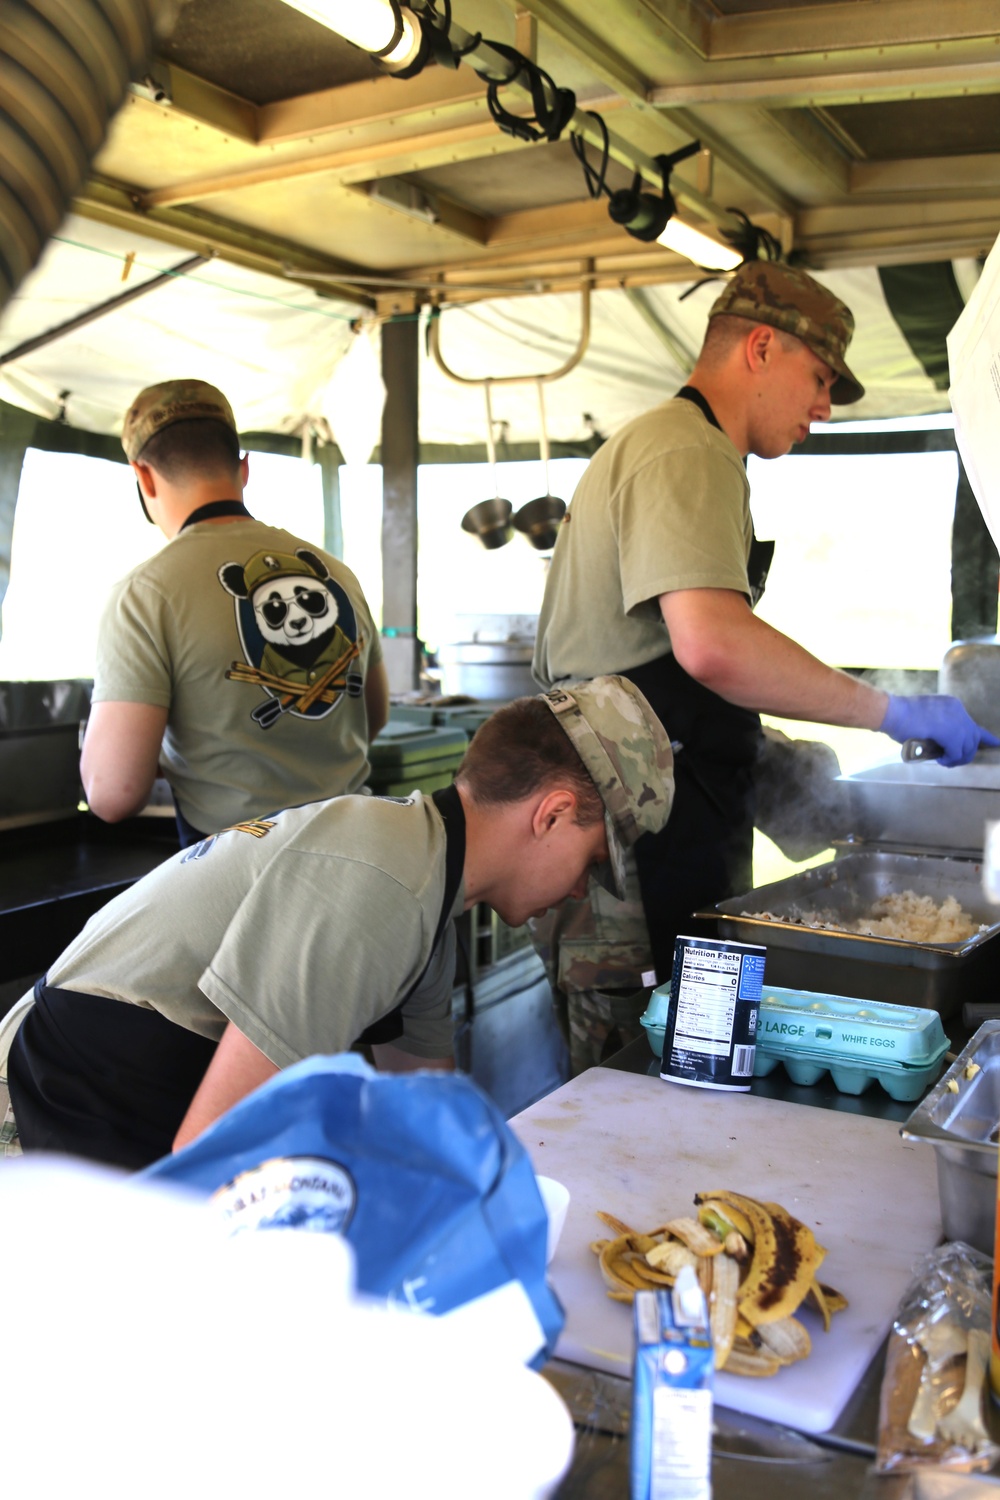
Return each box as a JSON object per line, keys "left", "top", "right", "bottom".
{"left": 875, "top": 1242, "right": 1000, "bottom": 1474}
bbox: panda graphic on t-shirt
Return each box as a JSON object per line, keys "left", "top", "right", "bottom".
{"left": 218, "top": 547, "right": 363, "bottom": 730}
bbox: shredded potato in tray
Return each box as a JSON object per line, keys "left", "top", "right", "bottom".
{"left": 743, "top": 891, "right": 986, "bottom": 944}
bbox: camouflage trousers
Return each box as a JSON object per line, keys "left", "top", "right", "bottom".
{"left": 529, "top": 851, "right": 657, "bottom": 1076}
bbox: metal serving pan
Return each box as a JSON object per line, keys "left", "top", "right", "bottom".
{"left": 838, "top": 755, "right": 1000, "bottom": 855}
{"left": 699, "top": 850, "right": 1000, "bottom": 1016}
{"left": 901, "top": 1020, "right": 1000, "bottom": 1255}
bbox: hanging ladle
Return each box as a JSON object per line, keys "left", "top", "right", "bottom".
{"left": 513, "top": 380, "right": 566, "bottom": 551}
{"left": 460, "top": 380, "right": 514, "bottom": 549}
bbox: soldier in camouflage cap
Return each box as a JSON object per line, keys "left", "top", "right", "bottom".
{"left": 540, "top": 675, "right": 674, "bottom": 900}
{"left": 82, "top": 375, "right": 387, "bottom": 851}
{"left": 532, "top": 256, "right": 997, "bottom": 1074}
{"left": 7, "top": 675, "right": 674, "bottom": 1166}
{"left": 707, "top": 261, "right": 863, "bottom": 404}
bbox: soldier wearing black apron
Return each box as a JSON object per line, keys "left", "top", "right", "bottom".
{"left": 532, "top": 260, "right": 995, "bottom": 1074}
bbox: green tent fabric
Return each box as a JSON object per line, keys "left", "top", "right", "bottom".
{"left": 878, "top": 264, "right": 967, "bottom": 391}
{"left": 0, "top": 401, "right": 47, "bottom": 626}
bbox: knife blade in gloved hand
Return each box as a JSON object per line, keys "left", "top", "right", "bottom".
{"left": 901, "top": 738, "right": 944, "bottom": 762}
{"left": 901, "top": 739, "right": 1000, "bottom": 764}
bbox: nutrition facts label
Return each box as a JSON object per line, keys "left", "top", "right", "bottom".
{"left": 673, "top": 945, "right": 742, "bottom": 1058}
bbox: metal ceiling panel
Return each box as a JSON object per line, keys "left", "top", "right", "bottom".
{"left": 2, "top": 0, "right": 999, "bottom": 424}
{"left": 157, "top": 0, "right": 377, "bottom": 102}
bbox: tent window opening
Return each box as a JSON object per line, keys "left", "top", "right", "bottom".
{"left": 748, "top": 448, "right": 959, "bottom": 673}
{"left": 417, "top": 460, "right": 588, "bottom": 653}
{"left": 242, "top": 450, "right": 325, "bottom": 544}
{"left": 748, "top": 445, "right": 964, "bottom": 891}
{"left": 0, "top": 449, "right": 327, "bottom": 682}
{"left": 339, "top": 458, "right": 590, "bottom": 657}
{"left": 0, "top": 450, "right": 161, "bottom": 682}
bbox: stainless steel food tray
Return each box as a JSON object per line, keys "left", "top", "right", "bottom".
{"left": 838, "top": 756, "right": 1000, "bottom": 855}
{"left": 901, "top": 1019, "right": 1000, "bottom": 1254}
{"left": 698, "top": 850, "right": 1000, "bottom": 1016}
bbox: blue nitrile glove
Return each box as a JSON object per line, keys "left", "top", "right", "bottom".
{"left": 880, "top": 694, "right": 1000, "bottom": 767}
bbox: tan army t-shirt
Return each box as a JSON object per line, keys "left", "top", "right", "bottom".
{"left": 46, "top": 793, "right": 458, "bottom": 1063}
{"left": 93, "top": 519, "right": 383, "bottom": 833}
{"left": 533, "top": 399, "right": 751, "bottom": 687}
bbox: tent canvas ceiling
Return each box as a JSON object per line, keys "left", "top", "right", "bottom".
{"left": 0, "top": 213, "right": 973, "bottom": 451}
{"left": 2, "top": 0, "right": 999, "bottom": 441}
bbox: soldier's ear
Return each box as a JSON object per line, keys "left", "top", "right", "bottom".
{"left": 746, "top": 324, "right": 779, "bottom": 376}
{"left": 218, "top": 562, "right": 249, "bottom": 598}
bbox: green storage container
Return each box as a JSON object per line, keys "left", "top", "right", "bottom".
{"left": 387, "top": 703, "right": 503, "bottom": 739}
{"left": 434, "top": 706, "right": 500, "bottom": 738}
{"left": 386, "top": 705, "right": 438, "bottom": 729}
{"left": 367, "top": 722, "right": 468, "bottom": 798}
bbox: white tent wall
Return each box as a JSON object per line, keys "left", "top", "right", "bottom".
{"left": 1, "top": 216, "right": 959, "bottom": 452}
{"left": 0, "top": 215, "right": 362, "bottom": 437}
{"left": 0, "top": 212, "right": 988, "bottom": 694}
{"left": 417, "top": 268, "right": 952, "bottom": 452}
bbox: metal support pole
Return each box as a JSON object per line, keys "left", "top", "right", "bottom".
{"left": 380, "top": 316, "right": 421, "bottom": 693}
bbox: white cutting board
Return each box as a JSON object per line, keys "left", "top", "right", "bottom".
{"left": 509, "top": 1067, "right": 942, "bottom": 1435}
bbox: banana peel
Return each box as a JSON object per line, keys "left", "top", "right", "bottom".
{"left": 756, "top": 1315, "right": 812, "bottom": 1365}
{"left": 589, "top": 1189, "right": 847, "bottom": 1380}
{"left": 708, "top": 1252, "right": 741, "bottom": 1370}
{"left": 725, "top": 1337, "right": 783, "bottom": 1377}
{"left": 663, "top": 1216, "right": 725, "bottom": 1257}
{"left": 804, "top": 1279, "right": 848, "bottom": 1332}
{"left": 695, "top": 1189, "right": 826, "bottom": 1327}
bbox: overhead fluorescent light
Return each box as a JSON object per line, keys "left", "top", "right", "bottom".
{"left": 277, "top": 0, "right": 419, "bottom": 66}
{"left": 657, "top": 218, "right": 743, "bottom": 272}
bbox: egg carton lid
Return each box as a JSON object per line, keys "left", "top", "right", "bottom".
{"left": 757, "top": 987, "right": 948, "bottom": 1068}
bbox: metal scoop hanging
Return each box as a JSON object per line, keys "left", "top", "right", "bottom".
{"left": 513, "top": 380, "right": 566, "bottom": 551}
{"left": 460, "top": 381, "right": 514, "bottom": 549}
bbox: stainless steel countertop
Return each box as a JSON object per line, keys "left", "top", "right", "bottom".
{"left": 544, "top": 1036, "right": 997, "bottom": 1499}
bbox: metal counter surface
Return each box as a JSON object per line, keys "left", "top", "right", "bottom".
{"left": 0, "top": 813, "right": 178, "bottom": 989}
{"left": 545, "top": 1035, "right": 994, "bottom": 1499}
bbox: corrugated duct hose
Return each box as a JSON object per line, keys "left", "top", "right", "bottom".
{"left": 0, "top": 0, "right": 185, "bottom": 312}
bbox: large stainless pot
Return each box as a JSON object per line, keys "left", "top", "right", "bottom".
{"left": 940, "top": 636, "right": 1000, "bottom": 736}
{"left": 436, "top": 639, "right": 536, "bottom": 700}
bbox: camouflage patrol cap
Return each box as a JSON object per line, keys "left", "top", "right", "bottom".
{"left": 708, "top": 262, "right": 864, "bottom": 404}
{"left": 541, "top": 675, "right": 675, "bottom": 900}
{"left": 121, "top": 378, "right": 238, "bottom": 461}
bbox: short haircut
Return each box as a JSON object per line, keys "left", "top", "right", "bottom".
{"left": 456, "top": 696, "right": 605, "bottom": 825}
{"left": 136, "top": 418, "right": 242, "bottom": 484}
{"left": 700, "top": 313, "right": 801, "bottom": 365}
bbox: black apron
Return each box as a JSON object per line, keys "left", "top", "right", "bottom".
{"left": 356, "top": 782, "right": 466, "bottom": 1045}
{"left": 9, "top": 786, "right": 466, "bottom": 1169}
{"left": 621, "top": 387, "right": 772, "bottom": 985}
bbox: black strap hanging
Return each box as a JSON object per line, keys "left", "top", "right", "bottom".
{"left": 674, "top": 385, "right": 722, "bottom": 432}
{"left": 356, "top": 783, "right": 467, "bottom": 1046}
{"left": 179, "top": 500, "right": 251, "bottom": 531}
{"left": 674, "top": 387, "right": 773, "bottom": 603}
